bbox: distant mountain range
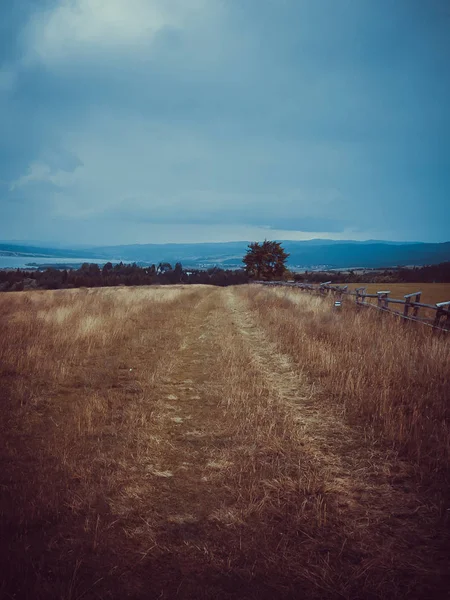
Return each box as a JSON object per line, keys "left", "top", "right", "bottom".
{"left": 1, "top": 240, "right": 449, "bottom": 270}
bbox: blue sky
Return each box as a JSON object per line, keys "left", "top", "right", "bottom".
{"left": 1, "top": 0, "right": 449, "bottom": 245}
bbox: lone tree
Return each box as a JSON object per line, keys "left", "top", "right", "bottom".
{"left": 243, "top": 240, "right": 289, "bottom": 280}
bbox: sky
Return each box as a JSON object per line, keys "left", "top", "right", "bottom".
{"left": 1, "top": 0, "right": 450, "bottom": 246}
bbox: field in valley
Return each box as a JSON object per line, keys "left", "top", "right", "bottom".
{"left": 1, "top": 285, "right": 449, "bottom": 599}
{"left": 341, "top": 282, "right": 450, "bottom": 306}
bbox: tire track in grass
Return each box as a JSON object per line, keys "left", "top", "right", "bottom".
{"left": 111, "top": 287, "right": 249, "bottom": 599}
{"left": 116, "top": 288, "right": 340, "bottom": 598}
{"left": 222, "top": 286, "right": 448, "bottom": 599}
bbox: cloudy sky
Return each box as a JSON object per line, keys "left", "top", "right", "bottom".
{"left": 1, "top": 0, "right": 449, "bottom": 245}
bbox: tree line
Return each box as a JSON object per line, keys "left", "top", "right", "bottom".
{"left": 293, "top": 262, "right": 450, "bottom": 284}
{"left": 1, "top": 240, "right": 449, "bottom": 292}
{"left": 0, "top": 262, "right": 248, "bottom": 291}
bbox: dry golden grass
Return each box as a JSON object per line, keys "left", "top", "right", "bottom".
{"left": 1, "top": 285, "right": 449, "bottom": 599}
{"left": 244, "top": 285, "right": 450, "bottom": 476}
{"left": 216, "top": 288, "right": 449, "bottom": 597}
{"left": 0, "top": 286, "right": 206, "bottom": 598}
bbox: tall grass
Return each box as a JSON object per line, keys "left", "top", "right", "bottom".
{"left": 243, "top": 285, "right": 450, "bottom": 484}
{"left": 200, "top": 288, "right": 449, "bottom": 598}
{"left": 0, "top": 286, "right": 204, "bottom": 598}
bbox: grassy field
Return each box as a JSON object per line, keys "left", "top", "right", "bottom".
{"left": 1, "top": 285, "right": 449, "bottom": 599}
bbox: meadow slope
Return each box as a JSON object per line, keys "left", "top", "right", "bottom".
{"left": 0, "top": 285, "right": 449, "bottom": 599}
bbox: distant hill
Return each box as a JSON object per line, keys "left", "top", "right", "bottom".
{"left": 281, "top": 240, "right": 450, "bottom": 269}
{"left": 1, "top": 240, "right": 449, "bottom": 270}
{"left": 0, "top": 243, "right": 105, "bottom": 260}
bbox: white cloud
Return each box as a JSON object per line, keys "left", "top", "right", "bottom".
{"left": 9, "top": 161, "right": 82, "bottom": 191}
{"left": 23, "top": 0, "right": 215, "bottom": 65}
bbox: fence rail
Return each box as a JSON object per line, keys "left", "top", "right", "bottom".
{"left": 254, "top": 281, "right": 450, "bottom": 333}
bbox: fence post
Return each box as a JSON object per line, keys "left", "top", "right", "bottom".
{"left": 334, "top": 286, "right": 344, "bottom": 310}
{"left": 434, "top": 301, "right": 450, "bottom": 330}
{"left": 434, "top": 307, "right": 445, "bottom": 329}
{"left": 403, "top": 291, "right": 421, "bottom": 320}
{"left": 355, "top": 287, "right": 366, "bottom": 307}
{"left": 412, "top": 293, "right": 422, "bottom": 319}
{"left": 403, "top": 296, "right": 411, "bottom": 318}
{"left": 377, "top": 291, "right": 390, "bottom": 311}
{"left": 320, "top": 281, "right": 331, "bottom": 297}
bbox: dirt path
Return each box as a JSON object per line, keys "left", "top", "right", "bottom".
{"left": 118, "top": 286, "right": 447, "bottom": 598}
{"left": 224, "top": 287, "right": 417, "bottom": 515}
{"left": 109, "top": 288, "right": 246, "bottom": 599}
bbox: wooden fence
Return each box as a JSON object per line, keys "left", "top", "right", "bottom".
{"left": 254, "top": 281, "right": 450, "bottom": 333}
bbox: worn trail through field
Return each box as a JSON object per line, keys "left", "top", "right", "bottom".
{"left": 125, "top": 287, "right": 447, "bottom": 598}
{"left": 225, "top": 288, "right": 421, "bottom": 525}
